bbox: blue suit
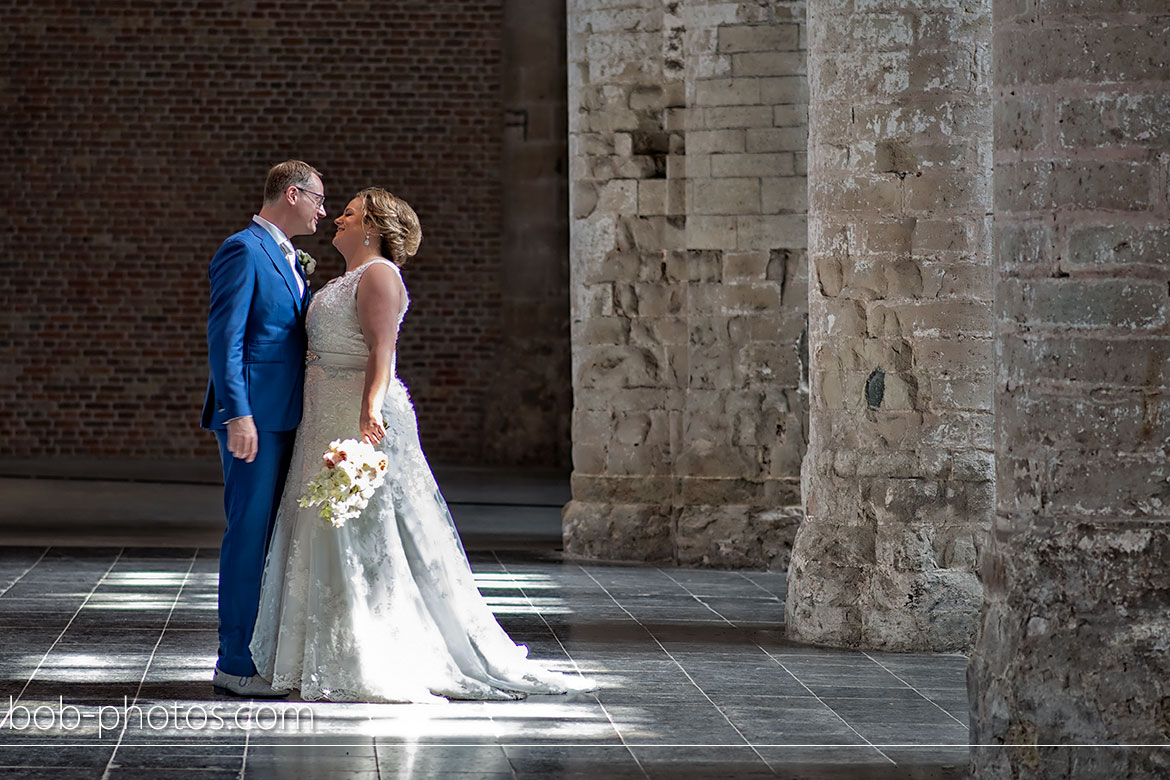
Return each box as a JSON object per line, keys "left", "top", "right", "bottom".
{"left": 201, "top": 221, "right": 310, "bottom": 677}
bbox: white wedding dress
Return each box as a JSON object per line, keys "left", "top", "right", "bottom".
{"left": 250, "top": 259, "right": 595, "bottom": 702}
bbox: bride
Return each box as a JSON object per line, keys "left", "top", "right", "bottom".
{"left": 250, "top": 187, "right": 595, "bottom": 702}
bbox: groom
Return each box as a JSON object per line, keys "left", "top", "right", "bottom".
{"left": 201, "top": 160, "right": 325, "bottom": 697}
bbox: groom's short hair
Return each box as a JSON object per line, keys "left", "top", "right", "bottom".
{"left": 263, "top": 160, "right": 322, "bottom": 205}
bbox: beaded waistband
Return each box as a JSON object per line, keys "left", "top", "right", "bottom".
{"left": 306, "top": 350, "right": 366, "bottom": 369}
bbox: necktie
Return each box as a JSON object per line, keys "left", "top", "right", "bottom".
{"left": 280, "top": 241, "right": 305, "bottom": 297}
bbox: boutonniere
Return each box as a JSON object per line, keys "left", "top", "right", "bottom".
{"left": 296, "top": 249, "right": 317, "bottom": 277}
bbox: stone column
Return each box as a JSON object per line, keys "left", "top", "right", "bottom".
{"left": 970, "top": 2, "right": 1170, "bottom": 775}
{"left": 788, "top": 0, "right": 993, "bottom": 650}
{"left": 564, "top": 0, "right": 809, "bottom": 569}
{"left": 565, "top": 0, "right": 680, "bottom": 562}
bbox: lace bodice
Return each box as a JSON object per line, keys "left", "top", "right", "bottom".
{"left": 306, "top": 259, "right": 408, "bottom": 362}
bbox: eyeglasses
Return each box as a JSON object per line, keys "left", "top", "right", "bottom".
{"left": 296, "top": 186, "right": 326, "bottom": 210}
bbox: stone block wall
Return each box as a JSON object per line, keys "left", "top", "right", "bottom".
{"left": 970, "top": 1, "right": 1170, "bottom": 775}
{"left": 787, "top": 0, "right": 993, "bottom": 650}
{"left": 565, "top": 0, "right": 809, "bottom": 569}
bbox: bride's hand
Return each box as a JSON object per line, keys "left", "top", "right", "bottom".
{"left": 360, "top": 409, "right": 386, "bottom": 445}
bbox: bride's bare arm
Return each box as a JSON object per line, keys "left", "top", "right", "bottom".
{"left": 355, "top": 263, "right": 406, "bottom": 444}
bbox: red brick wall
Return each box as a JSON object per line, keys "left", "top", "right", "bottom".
{"left": 1, "top": 0, "right": 505, "bottom": 465}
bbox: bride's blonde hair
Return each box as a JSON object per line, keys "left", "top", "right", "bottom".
{"left": 357, "top": 187, "right": 422, "bottom": 266}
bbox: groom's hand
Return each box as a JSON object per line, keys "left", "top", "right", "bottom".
{"left": 226, "top": 416, "right": 259, "bottom": 463}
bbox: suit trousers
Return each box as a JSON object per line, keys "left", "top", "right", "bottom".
{"left": 214, "top": 428, "right": 296, "bottom": 677}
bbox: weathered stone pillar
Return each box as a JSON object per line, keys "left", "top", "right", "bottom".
{"left": 970, "top": 2, "right": 1170, "bottom": 776}
{"left": 565, "top": 0, "right": 809, "bottom": 569}
{"left": 788, "top": 0, "right": 993, "bottom": 649}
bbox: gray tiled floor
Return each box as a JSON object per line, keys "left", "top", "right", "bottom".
{"left": 0, "top": 546, "right": 971, "bottom": 778}
{"left": 0, "top": 471, "right": 972, "bottom": 777}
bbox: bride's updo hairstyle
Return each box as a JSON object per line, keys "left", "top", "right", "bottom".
{"left": 357, "top": 187, "right": 422, "bottom": 266}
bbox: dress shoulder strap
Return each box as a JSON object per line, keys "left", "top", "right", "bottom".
{"left": 370, "top": 257, "right": 400, "bottom": 273}
{"left": 351, "top": 259, "right": 409, "bottom": 322}
{"left": 350, "top": 258, "right": 400, "bottom": 285}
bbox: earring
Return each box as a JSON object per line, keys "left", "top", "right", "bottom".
{"left": 364, "top": 233, "right": 370, "bottom": 247}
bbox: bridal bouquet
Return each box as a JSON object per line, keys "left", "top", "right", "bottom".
{"left": 298, "top": 439, "right": 388, "bottom": 528}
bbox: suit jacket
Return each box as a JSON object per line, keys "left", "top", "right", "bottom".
{"left": 201, "top": 222, "right": 310, "bottom": 432}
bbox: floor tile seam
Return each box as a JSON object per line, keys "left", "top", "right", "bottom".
{"left": 492, "top": 557, "right": 646, "bottom": 776}
{"left": 733, "top": 571, "right": 784, "bottom": 600}
{"left": 860, "top": 651, "right": 969, "bottom": 730}
{"left": 236, "top": 715, "right": 250, "bottom": 780}
{"left": 100, "top": 548, "right": 200, "bottom": 780}
{"left": 758, "top": 650, "right": 896, "bottom": 766}
{"left": 507, "top": 698, "right": 649, "bottom": 779}
{"left": 0, "top": 547, "right": 50, "bottom": 599}
{"left": 498, "top": 723, "right": 519, "bottom": 777}
{"left": 488, "top": 554, "right": 593, "bottom": 684}
{"left": 577, "top": 568, "right": 776, "bottom": 768}
{"left": 654, "top": 569, "right": 739, "bottom": 626}
{"left": 573, "top": 565, "right": 697, "bottom": 678}
{"left": 6, "top": 548, "right": 126, "bottom": 711}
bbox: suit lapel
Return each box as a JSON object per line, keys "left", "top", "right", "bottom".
{"left": 250, "top": 224, "right": 301, "bottom": 308}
